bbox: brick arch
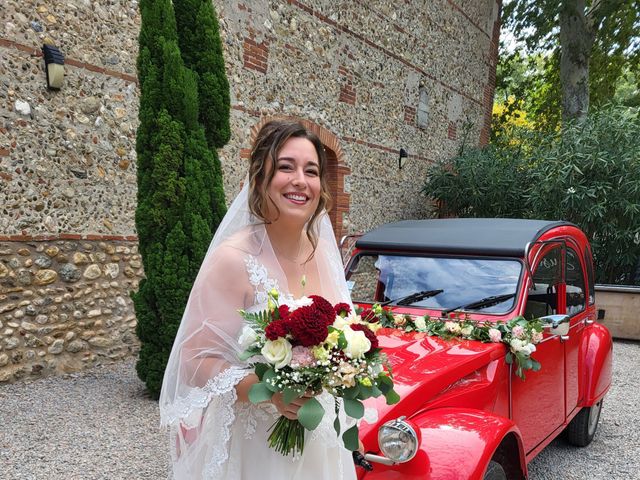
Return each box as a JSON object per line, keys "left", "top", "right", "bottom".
{"left": 249, "top": 116, "right": 351, "bottom": 240}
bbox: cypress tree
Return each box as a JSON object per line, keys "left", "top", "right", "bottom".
{"left": 134, "top": 0, "right": 229, "bottom": 397}
{"left": 174, "top": 0, "right": 231, "bottom": 149}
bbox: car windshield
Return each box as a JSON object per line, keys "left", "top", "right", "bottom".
{"left": 346, "top": 254, "right": 522, "bottom": 314}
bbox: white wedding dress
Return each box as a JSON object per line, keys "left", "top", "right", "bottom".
{"left": 161, "top": 249, "right": 357, "bottom": 480}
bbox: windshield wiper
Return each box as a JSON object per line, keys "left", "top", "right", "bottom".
{"left": 381, "top": 289, "right": 444, "bottom": 307}
{"left": 442, "top": 293, "right": 516, "bottom": 315}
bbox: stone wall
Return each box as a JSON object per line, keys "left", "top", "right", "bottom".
{"left": 0, "top": 236, "right": 141, "bottom": 382}
{"left": 1, "top": 0, "right": 500, "bottom": 382}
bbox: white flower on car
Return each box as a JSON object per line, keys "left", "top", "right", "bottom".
{"left": 261, "top": 337, "right": 293, "bottom": 369}
{"left": 342, "top": 325, "right": 371, "bottom": 359}
{"left": 238, "top": 325, "right": 258, "bottom": 350}
{"left": 445, "top": 321, "right": 461, "bottom": 334}
{"left": 512, "top": 325, "right": 525, "bottom": 339}
{"left": 460, "top": 325, "right": 473, "bottom": 337}
{"left": 488, "top": 328, "right": 502, "bottom": 343}
{"left": 523, "top": 343, "right": 537, "bottom": 355}
{"left": 509, "top": 338, "right": 537, "bottom": 356}
{"left": 414, "top": 317, "right": 427, "bottom": 332}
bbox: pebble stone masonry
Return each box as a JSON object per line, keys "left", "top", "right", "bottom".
{"left": 0, "top": 0, "right": 501, "bottom": 382}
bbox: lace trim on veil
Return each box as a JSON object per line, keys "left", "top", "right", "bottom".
{"left": 161, "top": 365, "right": 250, "bottom": 427}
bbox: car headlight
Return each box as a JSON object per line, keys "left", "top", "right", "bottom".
{"left": 378, "top": 416, "right": 419, "bottom": 463}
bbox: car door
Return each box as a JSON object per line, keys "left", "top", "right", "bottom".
{"left": 564, "top": 243, "right": 588, "bottom": 417}
{"left": 512, "top": 244, "right": 566, "bottom": 454}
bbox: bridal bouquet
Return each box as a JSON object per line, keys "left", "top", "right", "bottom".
{"left": 238, "top": 290, "right": 399, "bottom": 456}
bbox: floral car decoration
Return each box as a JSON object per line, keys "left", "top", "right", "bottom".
{"left": 238, "top": 289, "right": 399, "bottom": 457}
{"left": 343, "top": 218, "right": 613, "bottom": 480}
{"left": 370, "top": 304, "right": 545, "bottom": 380}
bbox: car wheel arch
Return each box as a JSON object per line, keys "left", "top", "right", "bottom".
{"left": 487, "top": 431, "right": 527, "bottom": 480}
{"left": 406, "top": 407, "right": 527, "bottom": 480}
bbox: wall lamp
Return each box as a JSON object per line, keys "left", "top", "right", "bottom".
{"left": 398, "top": 148, "right": 409, "bottom": 170}
{"left": 43, "top": 44, "right": 65, "bottom": 90}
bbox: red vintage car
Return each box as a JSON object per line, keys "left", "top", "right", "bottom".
{"left": 344, "top": 219, "right": 613, "bottom": 480}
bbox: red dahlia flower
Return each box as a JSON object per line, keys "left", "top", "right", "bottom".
{"left": 360, "top": 308, "right": 378, "bottom": 323}
{"left": 308, "top": 295, "right": 335, "bottom": 325}
{"left": 334, "top": 303, "right": 351, "bottom": 316}
{"left": 278, "top": 304, "right": 290, "bottom": 320}
{"left": 288, "top": 305, "right": 329, "bottom": 347}
{"left": 265, "top": 320, "right": 290, "bottom": 340}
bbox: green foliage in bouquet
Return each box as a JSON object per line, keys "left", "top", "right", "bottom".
{"left": 239, "top": 292, "right": 400, "bottom": 456}
{"left": 134, "top": 0, "right": 229, "bottom": 397}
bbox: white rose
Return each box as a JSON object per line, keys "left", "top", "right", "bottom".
{"left": 488, "top": 328, "right": 502, "bottom": 343}
{"left": 521, "top": 343, "right": 536, "bottom": 356}
{"left": 238, "top": 325, "right": 258, "bottom": 350}
{"left": 261, "top": 338, "right": 293, "bottom": 369}
{"left": 342, "top": 325, "right": 371, "bottom": 359}
{"left": 333, "top": 315, "right": 351, "bottom": 330}
{"left": 414, "top": 317, "right": 427, "bottom": 332}
{"left": 510, "top": 338, "right": 525, "bottom": 352}
{"left": 460, "top": 325, "right": 473, "bottom": 337}
{"left": 445, "top": 321, "right": 461, "bottom": 334}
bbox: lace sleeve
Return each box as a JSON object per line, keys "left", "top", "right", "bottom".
{"left": 167, "top": 366, "right": 252, "bottom": 479}
{"left": 162, "top": 365, "right": 250, "bottom": 428}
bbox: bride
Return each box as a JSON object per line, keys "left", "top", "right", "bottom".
{"left": 159, "top": 120, "right": 358, "bottom": 479}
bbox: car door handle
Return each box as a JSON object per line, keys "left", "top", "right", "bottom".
{"left": 560, "top": 335, "right": 570, "bottom": 342}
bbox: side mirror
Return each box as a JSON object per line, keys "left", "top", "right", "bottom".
{"left": 540, "top": 314, "right": 570, "bottom": 336}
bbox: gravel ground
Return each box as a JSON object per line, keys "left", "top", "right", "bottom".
{"left": 1, "top": 340, "right": 638, "bottom": 480}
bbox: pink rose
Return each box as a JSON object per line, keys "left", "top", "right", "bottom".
{"left": 512, "top": 325, "right": 525, "bottom": 339}
{"left": 532, "top": 331, "right": 544, "bottom": 344}
{"left": 488, "top": 328, "right": 502, "bottom": 343}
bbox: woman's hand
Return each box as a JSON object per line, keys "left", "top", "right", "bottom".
{"left": 270, "top": 391, "right": 314, "bottom": 420}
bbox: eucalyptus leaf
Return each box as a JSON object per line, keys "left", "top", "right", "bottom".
{"left": 377, "top": 374, "right": 393, "bottom": 394}
{"left": 343, "top": 385, "right": 360, "bottom": 399}
{"left": 358, "top": 384, "right": 374, "bottom": 399}
{"left": 263, "top": 368, "right": 279, "bottom": 392}
{"left": 297, "top": 397, "right": 325, "bottom": 430}
{"left": 531, "top": 359, "right": 542, "bottom": 371}
{"left": 385, "top": 388, "right": 401, "bottom": 405}
{"left": 283, "top": 386, "right": 304, "bottom": 405}
{"left": 333, "top": 415, "right": 341, "bottom": 437}
{"left": 238, "top": 347, "right": 260, "bottom": 362}
{"left": 254, "top": 363, "right": 269, "bottom": 380}
{"left": 343, "top": 398, "right": 364, "bottom": 419}
{"left": 248, "top": 382, "right": 274, "bottom": 404}
{"left": 342, "top": 425, "right": 360, "bottom": 452}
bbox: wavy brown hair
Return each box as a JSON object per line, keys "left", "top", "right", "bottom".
{"left": 248, "top": 120, "right": 332, "bottom": 259}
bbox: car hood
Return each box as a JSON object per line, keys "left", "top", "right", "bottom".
{"left": 361, "top": 328, "right": 505, "bottom": 434}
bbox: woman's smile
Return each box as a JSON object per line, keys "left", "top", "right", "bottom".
{"left": 266, "top": 137, "right": 321, "bottom": 224}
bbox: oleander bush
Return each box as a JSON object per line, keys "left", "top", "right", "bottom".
{"left": 425, "top": 106, "right": 640, "bottom": 285}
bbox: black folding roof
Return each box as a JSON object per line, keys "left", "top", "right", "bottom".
{"left": 355, "top": 218, "right": 575, "bottom": 257}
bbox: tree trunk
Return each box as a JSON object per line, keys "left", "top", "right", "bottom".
{"left": 560, "top": 0, "right": 595, "bottom": 123}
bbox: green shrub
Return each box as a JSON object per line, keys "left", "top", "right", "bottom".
{"left": 134, "top": 0, "right": 229, "bottom": 397}
{"left": 424, "top": 106, "right": 640, "bottom": 285}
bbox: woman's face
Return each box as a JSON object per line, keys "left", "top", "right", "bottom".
{"left": 265, "top": 137, "right": 322, "bottom": 225}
